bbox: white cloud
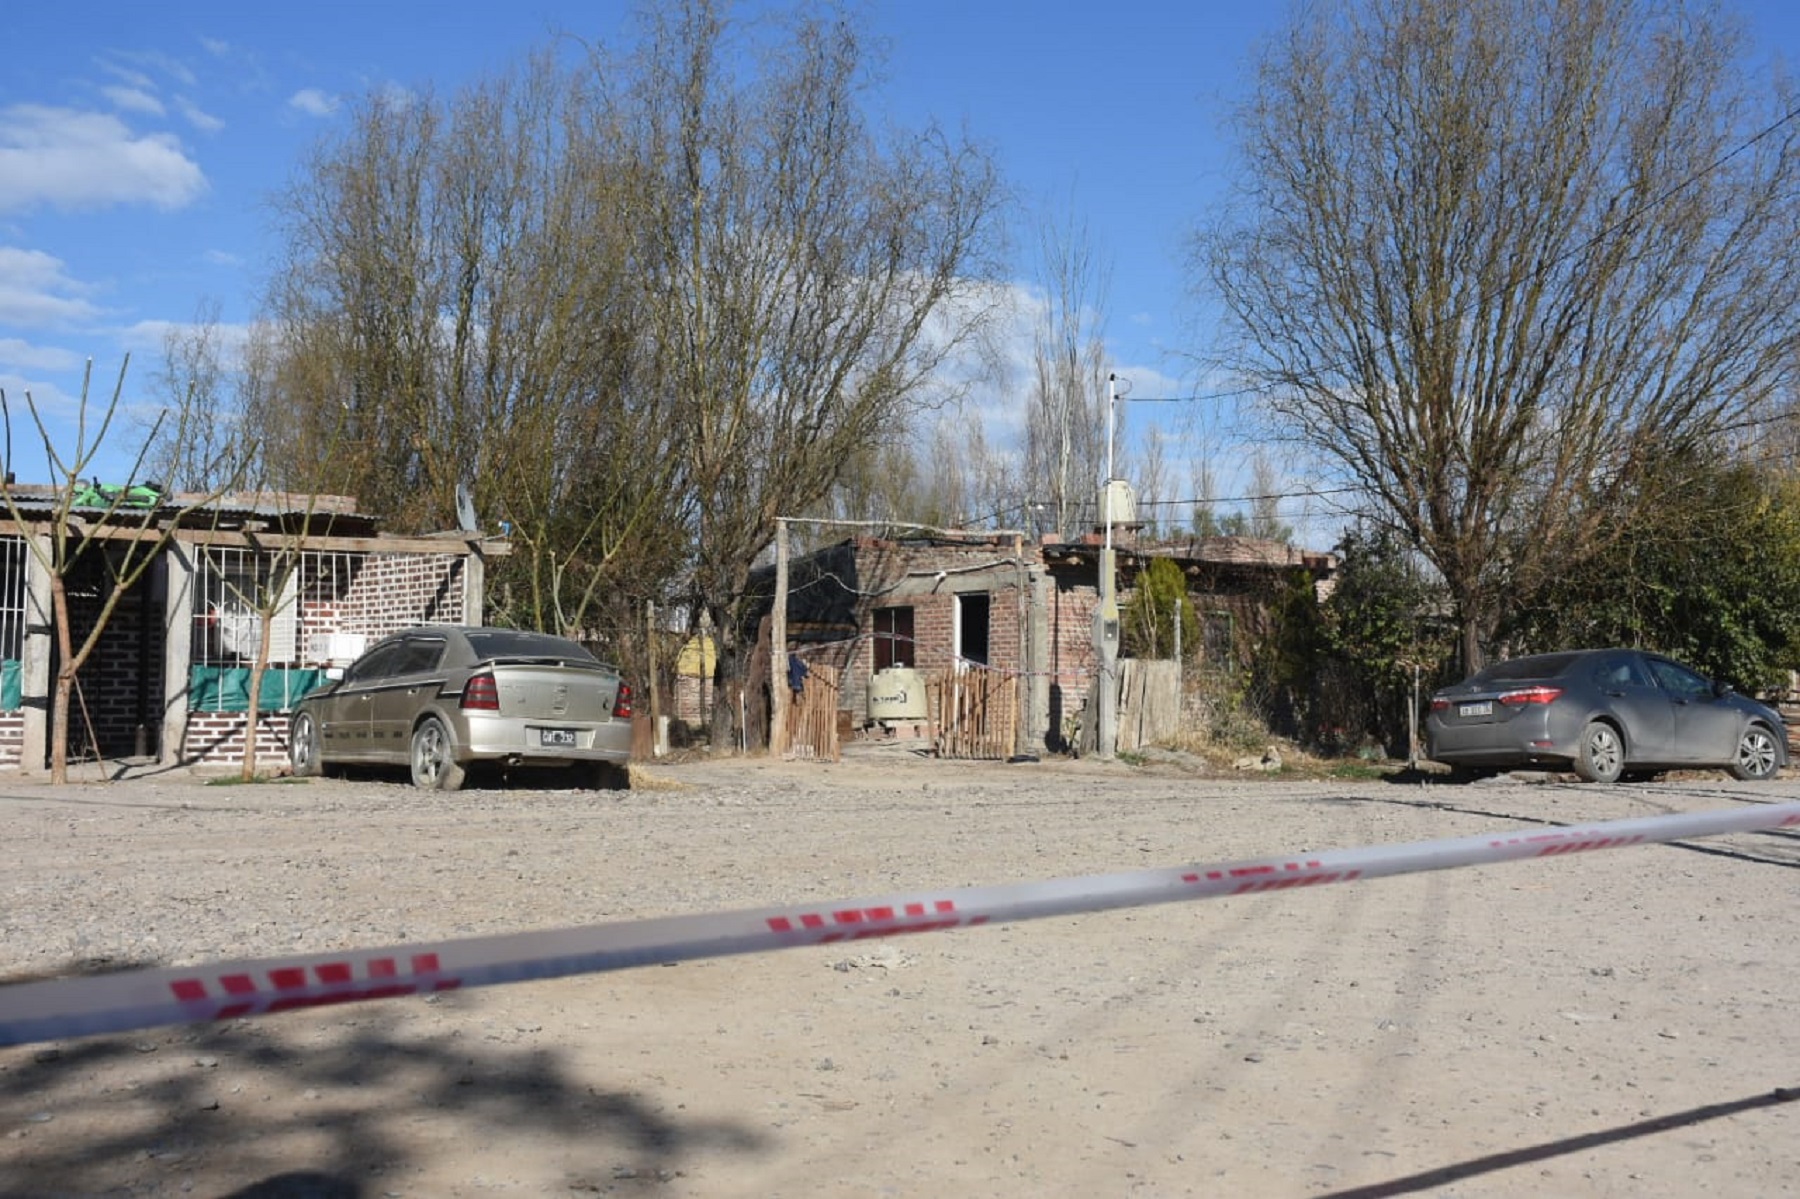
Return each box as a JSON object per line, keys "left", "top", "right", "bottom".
{"left": 103, "top": 85, "right": 165, "bottom": 116}
{"left": 119, "top": 317, "right": 252, "bottom": 364}
{"left": 174, "top": 96, "right": 224, "bottom": 134}
{"left": 111, "top": 49, "right": 197, "bottom": 89}
{"left": 97, "top": 61, "right": 156, "bottom": 92}
{"left": 119, "top": 318, "right": 180, "bottom": 351}
{"left": 0, "top": 105, "right": 206, "bottom": 214}
{"left": 199, "top": 36, "right": 230, "bottom": 58}
{"left": 203, "top": 248, "right": 243, "bottom": 267}
{"left": 0, "top": 247, "right": 102, "bottom": 327}
{"left": 0, "top": 338, "right": 82, "bottom": 372}
{"left": 288, "top": 88, "right": 339, "bottom": 118}
{"left": 0, "top": 370, "right": 79, "bottom": 423}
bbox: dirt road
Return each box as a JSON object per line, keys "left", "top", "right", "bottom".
{"left": 2, "top": 748, "right": 1796, "bottom": 1197}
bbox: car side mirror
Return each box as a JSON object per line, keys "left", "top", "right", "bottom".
{"left": 1712, "top": 679, "right": 1734, "bottom": 698}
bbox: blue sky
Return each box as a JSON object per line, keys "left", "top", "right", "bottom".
{"left": 3, "top": 0, "right": 1798, "bottom": 543}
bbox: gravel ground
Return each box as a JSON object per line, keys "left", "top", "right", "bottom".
{"left": 1, "top": 747, "right": 1797, "bottom": 1198}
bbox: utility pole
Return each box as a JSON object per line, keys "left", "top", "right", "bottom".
{"left": 1094, "top": 373, "right": 1120, "bottom": 760}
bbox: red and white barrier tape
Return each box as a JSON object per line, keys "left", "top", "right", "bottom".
{"left": 4, "top": 800, "right": 1797, "bottom": 1047}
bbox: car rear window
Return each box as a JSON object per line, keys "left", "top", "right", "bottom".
{"left": 464, "top": 630, "right": 600, "bottom": 664}
{"left": 1473, "top": 652, "right": 1582, "bottom": 682}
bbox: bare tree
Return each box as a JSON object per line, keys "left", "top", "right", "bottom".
{"left": 1200, "top": 0, "right": 1800, "bottom": 668}
{"left": 1023, "top": 212, "right": 1113, "bottom": 540}
{"left": 144, "top": 301, "right": 252, "bottom": 491}
{"left": 1135, "top": 425, "right": 1170, "bottom": 538}
{"left": 1247, "top": 450, "right": 1291, "bottom": 543}
{"left": 1189, "top": 446, "right": 1221, "bottom": 536}
{"left": 617, "top": 0, "right": 1005, "bottom": 745}
{"left": 259, "top": 53, "right": 685, "bottom": 648}
{"left": 251, "top": 2, "right": 1001, "bottom": 735}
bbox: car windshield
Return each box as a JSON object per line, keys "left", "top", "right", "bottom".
{"left": 463, "top": 630, "right": 599, "bottom": 665}
{"left": 1471, "top": 652, "right": 1582, "bottom": 683}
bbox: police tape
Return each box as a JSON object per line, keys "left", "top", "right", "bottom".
{"left": 3, "top": 799, "right": 1797, "bottom": 1048}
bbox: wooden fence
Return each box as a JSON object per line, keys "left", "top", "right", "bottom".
{"left": 928, "top": 667, "right": 1019, "bottom": 760}
{"left": 776, "top": 663, "right": 841, "bottom": 761}
{"left": 1116, "top": 659, "right": 1181, "bottom": 752}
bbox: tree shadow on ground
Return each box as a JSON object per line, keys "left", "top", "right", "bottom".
{"left": 0, "top": 999, "right": 766, "bottom": 1196}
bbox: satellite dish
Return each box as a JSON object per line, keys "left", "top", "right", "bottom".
{"left": 454, "top": 482, "right": 479, "bottom": 533}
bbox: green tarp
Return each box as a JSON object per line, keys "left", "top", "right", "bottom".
{"left": 189, "top": 666, "right": 325, "bottom": 713}
{"left": 1, "top": 660, "right": 18, "bottom": 711}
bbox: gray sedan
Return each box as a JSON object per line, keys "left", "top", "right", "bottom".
{"left": 1426, "top": 649, "right": 1787, "bottom": 783}
{"left": 289, "top": 626, "right": 634, "bottom": 790}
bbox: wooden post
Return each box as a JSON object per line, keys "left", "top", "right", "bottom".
{"left": 771, "top": 519, "right": 789, "bottom": 757}
{"left": 1172, "top": 592, "right": 1183, "bottom": 695}
{"left": 646, "top": 599, "right": 661, "bottom": 742}
{"left": 1014, "top": 534, "right": 1029, "bottom": 758}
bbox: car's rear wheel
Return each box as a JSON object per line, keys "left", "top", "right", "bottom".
{"left": 410, "top": 716, "right": 466, "bottom": 791}
{"left": 1574, "top": 721, "right": 1624, "bottom": 783}
{"left": 290, "top": 711, "right": 322, "bottom": 778}
{"left": 1730, "top": 724, "right": 1781, "bottom": 781}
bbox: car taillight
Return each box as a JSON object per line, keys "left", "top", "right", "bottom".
{"left": 1499, "top": 686, "right": 1563, "bottom": 706}
{"left": 613, "top": 681, "right": 634, "bottom": 719}
{"left": 461, "top": 673, "right": 500, "bottom": 711}
{"left": 1429, "top": 697, "right": 1450, "bottom": 712}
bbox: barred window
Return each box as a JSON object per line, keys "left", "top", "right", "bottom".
{"left": 189, "top": 548, "right": 368, "bottom": 713}
{"left": 0, "top": 537, "right": 25, "bottom": 711}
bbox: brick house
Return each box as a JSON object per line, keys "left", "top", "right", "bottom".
{"left": 730, "top": 528, "right": 1337, "bottom": 753}
{"left": 0, "top": 488, "right": 504, "bottom": 774}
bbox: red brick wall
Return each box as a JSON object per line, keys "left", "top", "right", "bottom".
{"left": 184, "top": 710, "right": 295, "bottom": 770}
{"left": 339, "top": 554, "right": 466, "bottom": 636}
{"left": 1047, "top": 580, "right": 1102, "bottom": 742}
{"left": 845, "top": 542, "right": 1030, "bottom": 729}
{"left": 0, "top": 711, "right": 22, "bottom": 769}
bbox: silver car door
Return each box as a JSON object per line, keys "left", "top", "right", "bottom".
{"left": 323, "top": 641, "right": 403, "bottom": 758}
{"left": 368, "top": 636, "right": 450, "bottom": 760}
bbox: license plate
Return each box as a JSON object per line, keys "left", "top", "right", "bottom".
{"left": 537, "top": 728, "right": 578, "bottom": 747}
{"left": 1459, "top": 702, "right": 1493, "bottom": 718}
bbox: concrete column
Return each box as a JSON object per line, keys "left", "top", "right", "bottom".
{"left": 19, "top": 536, "right": 53, "bottom": 775}
{"left": 160, "top": 541, "right": 196, "bottom": 767}
{"left": 1028, "top": 566, "right": 1051, "bottom": 753}
{"left": 463, "top": 544, "right": 486, "bottom": 626}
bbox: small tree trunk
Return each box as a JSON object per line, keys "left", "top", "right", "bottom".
{"left": 50, "top": 579, "right": 74, "bottom": 785}
{"left": 1461, "top": 615, "right": 1484, "bottom": 677}
{"left": 242, "top": 612, "right": 274, "bottom": 781}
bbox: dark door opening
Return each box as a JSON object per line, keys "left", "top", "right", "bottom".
{"left": 958, "top": 593, "right": 990, "bottom": 666}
